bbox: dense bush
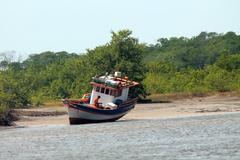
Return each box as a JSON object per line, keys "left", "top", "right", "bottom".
{"left": 144, "top": 60, "right": 240, "bottom": 95}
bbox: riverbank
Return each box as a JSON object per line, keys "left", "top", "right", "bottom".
{"left": 8, "top": 94, "right": 240, "bottom": 127}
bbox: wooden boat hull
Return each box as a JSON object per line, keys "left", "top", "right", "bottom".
{"left": 64, "top": 98, "right": 137, "bottom": 124}
{"left": 68, "top": 115, "right": 125, "bottom": 124}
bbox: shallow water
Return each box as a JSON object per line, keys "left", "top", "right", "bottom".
{"left": 1, "top": 113, "right": 240, "bottom": 160}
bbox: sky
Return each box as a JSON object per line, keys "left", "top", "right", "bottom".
{"left": 0, "top": 0, "right": 240, "bottom": 59}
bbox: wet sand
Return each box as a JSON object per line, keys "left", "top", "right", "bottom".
{"left": 14, "top": 95, "right": 240, "bottom": 126}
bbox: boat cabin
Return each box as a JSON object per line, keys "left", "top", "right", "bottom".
{"left": 89, "top": 72, "right": 138, "bottom": 106}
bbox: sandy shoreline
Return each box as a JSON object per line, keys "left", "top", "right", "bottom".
{"left": 8, "top": 95, "right": 239, "bottom": 127}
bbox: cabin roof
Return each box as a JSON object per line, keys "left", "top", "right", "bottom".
{"left": 90, "top": 77, "right": 139, "bottom": 90}
{"left": 90, "top": 82, "right": 118, "bottom": 90}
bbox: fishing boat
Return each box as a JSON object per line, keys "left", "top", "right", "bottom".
{"left": 62, "top": 72, "right": 139, "bottom": 124}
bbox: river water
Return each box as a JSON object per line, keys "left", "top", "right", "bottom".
{"left": 1, "top": 113, "right": 240, "bottom": 160}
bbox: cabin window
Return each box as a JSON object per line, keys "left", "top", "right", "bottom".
{"left": 96, "top": 86, "right": 100, "bottom": 92}
{"left": 105, "top": 88, "right": 109, "bottom": 95}
{"left": 109, "top": 89, "right": 121, "bottom": 97}
{"left": 117, "top": 89, "right": 122, "bottom": 97}
{"left": 113, "top": 90, "right": 117, "bottom": 96}
{"left": 109, "top": 90, "right": 114, "bottom": 96}
{"left": 101, "top": 87, "right": 105, "bottom": 93}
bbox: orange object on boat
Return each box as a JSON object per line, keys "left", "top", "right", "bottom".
{"left": 80, "top": 93, "right": 91, "bottom": 103}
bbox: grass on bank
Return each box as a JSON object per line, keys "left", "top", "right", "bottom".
{"left": 146, "top": 91, "right": 240, "bottom": 103}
